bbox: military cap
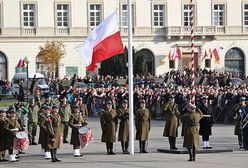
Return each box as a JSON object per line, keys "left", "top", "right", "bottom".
{"left": 0, "top": 109, "right": 5, "bottom": 113}
{"left": 52, "top": 105, "right": 59, "bottom": 109}
{"left": 8, "top": 105, "right": 16, "bottom": 113}
{"left": 106, "top": 101, "right": 112, "bottom": 105}
{"left": 139, "top": 99, "right": 146, "bottom": 104}
{"left": 121, "top": 99, "right": 128, "bottom": 104}
{"left": 239, "top": 97, "right": 246, "bottom": 102}
{"left": 44, "top": 106, "right": 52, "bottom": 110}
{"left": 201, "top": 96, "right": 208, "bottom": 100}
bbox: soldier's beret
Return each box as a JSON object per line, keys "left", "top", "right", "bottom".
{"left": 52, "top": 105, "right": 59, "bottom": 109}
{"left": 121, "top": 99, "right": 128, "bottom": 104}
{"left": 106, "top": 101, "right": 112, "bottom": 105}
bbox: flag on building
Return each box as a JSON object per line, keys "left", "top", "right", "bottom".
{"left": 78, "top": 12, "right": 124, "bottom": 71}
{"left": 212, "top": 48, "right": 220, "bottom": 63}
{"left": 177, "top": 47, "right": 182, "bottom": 60}
{"left": 16, "top": 59, "right": 25, "bottom": 68}
{"left": 202, "top": 50, "right": 208, "bottom": 62}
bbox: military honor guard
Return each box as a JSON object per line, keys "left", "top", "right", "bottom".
{"left": 100, "top": 101, "right": 118, "bottom": 155}
{"left": 28, "top": 98, "right": 39, "bottom": 145}
{"left": 135, "top": 99, "right": 151, "bottom": 153}
{"left": 198, "top": 96, "right": 213, "bottom": 149}
{"left": 238, "top": 97, "right": 248, "bottom": 150}
{"left": 0, "top": 109, "right": 7, "bottom": 162}
{"left": 69, "top": 105, "right": 87, "bottom": 157}
{"left": 78, "top": 97, "right": 89, "bottom": 123}
{"left": 163, "top": 96, "right": 180, "bottom": 150}
{"left": 117, "top": 99, "right": 129, "bottom": 154}
{"left": 46, "top": 105, "right": 62, "bottom": 162}
{"left": 38, "top": 106, "right": 51, "bottom": 159}
{"left": 59, "top": 96, "right": 71, "bottom": 143}
{"left": 180, "top": 103, "right": 203, "bottom": 161}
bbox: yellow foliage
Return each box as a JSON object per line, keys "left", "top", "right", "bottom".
{"left": 37, "top": 41, "right": 66, "bottom": 74}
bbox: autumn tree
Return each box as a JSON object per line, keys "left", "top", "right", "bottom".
{"left": 37, "top": 41, "right": 66, "bottom": 78}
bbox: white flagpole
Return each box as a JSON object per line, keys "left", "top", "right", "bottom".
{"left": 128, "top": 0, "right": 134, "bottom": 155}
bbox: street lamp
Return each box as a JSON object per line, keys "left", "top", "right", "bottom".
{"left": 24, "top": 57, "right": 30, "bottom": 103}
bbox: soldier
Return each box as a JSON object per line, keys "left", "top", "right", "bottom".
{"left": 69, "top": 105, "right": 87, "bottom": 157}
{"left": 234, "top": 97, "right": 245, "bottom": 149}
{"left": 163, "top": 96, "right": 180, "bottom": 150}
{"left": 38, "top": 106, "right": 51, "bottom": 159}
{"left": 5, "top": 106, "right": 21, "bottom": 162}
{"left": 42, "top": 95, "right": 53, "bottom": 107}
{"left": 238, "top": 97, "right": 248, "bottom": 150}
{"left": 28, "top": 98, "right": 40, "bottom": 145}
{"left": 100, "top": 101, "right": 118, "bottom": 155}
{"left": 135, "top": 99, "right": 151, "bottom": 153}
{"left": 59, "top": 96, "right": 71, "bottom": 143}
{"left": 46, "top": 105, "right": 62, "bottom": 162}
{"left": 0, "top": 110, "right": 8, "bottom": 162}
{"left": 180, "top": 103, "right": 203, "bottom": 161}
{"left": 117, "top": 99, "right": 129, "bottom": 154}
{"left": 198, "top": 96, "right": 213, "bottom": 149}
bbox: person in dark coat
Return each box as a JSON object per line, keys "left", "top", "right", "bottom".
{"left": 198, "top": 96, "right": 213, "bottom": 149}
{"left": 0, "top": 110, "right": 8, "bottom": 162}
{"left": 45, "top": 105, "right": 62, "bottom": 162}
{"left": 100, "top": 101, "right": 118, "bottom": 155}
{"left": 239, "top": 97, "right": 248, "bottom": 150}
{"left": 38, "top": 106, "right": 51, "bottom": 159}
{"left": 135, "top": 99, "right": 151, "bottom": 153}
{"left": 180, "top": 103, "right": 203, "bottom": 161}
{"left": 117, "top": 99, "right": 129, "bottom": 154}
{"left": 69, "top": 105, "right": 87, "bottom": 157}
{"left": 233, "top": 98, "right": 244, "bottom": 148}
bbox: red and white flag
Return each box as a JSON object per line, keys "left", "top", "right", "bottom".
{"left": 16, "top": 59, "right": 25, "bottom": 68}
{"left": 202, "top": 50, "right": 208, "bottom": 61}
{"left": 78, "top": 12, "right": 124, "bottom": 71}
{"left": 177, "top": 48, "right": 182, "bottom": 60}
{"left": 212, "top": 48, "right": 221, "bottom": 63}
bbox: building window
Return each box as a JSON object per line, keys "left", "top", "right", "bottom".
{"left": 0, "top": 52, "right": 7, "bottom": 81}
{"left": 244, "top": 4, "right": 248, "bottom": 25}
{"left": 183, "top": 4, "right": 195, "bottom": 26}
{"left": 205, "top": 59, "right": 211, "bottom": 68}
{"left": 89, "top": 4, "right": 102, "bottom": 27}
{"left": 23, "top": 4, "right": 35, "bottom": 27}
{"left": 169, "top": 60, "right": 175, "bottom": 69}
{"left": 57, "top": 4, "right": 69, "bottom": 27}
{"left": 213, "top": 4, "right": 225, "bottom": 26}
{"left": 121, "top": 4, "right": 135, "bottom": 27}
{"left": 153, "top": 4, "right": 164, "bottom": 27}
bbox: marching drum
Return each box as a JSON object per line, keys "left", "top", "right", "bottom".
{"left": 14, "top": 131, "right": 29, "bottom": 151}
{"left": 78, "top": 127, "right": 93, "bottom": 149}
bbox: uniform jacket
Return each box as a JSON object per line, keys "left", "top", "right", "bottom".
{"left": 135, "top": 108, "right": 151, "bottom": 141}
{"left": 59, "top": 103, "right": 71, "bottom": 122}
{"left": 117, "top": 108, "right": 129, "bottom": 142}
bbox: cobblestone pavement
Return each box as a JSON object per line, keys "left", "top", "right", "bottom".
{"left": 0, "top": 118, "right": 247, "bottom": 168}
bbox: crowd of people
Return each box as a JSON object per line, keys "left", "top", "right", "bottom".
{"left": 0, "top": 67, "right": 248, "bottom": 163}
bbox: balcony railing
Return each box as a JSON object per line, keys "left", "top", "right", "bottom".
{"left": 21, "top": 28, "right": 36, "bottom": 35}
{"left": 55, "top": 28, "right": 70, "bottom": 35}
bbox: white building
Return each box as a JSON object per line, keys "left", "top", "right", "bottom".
{"left": 0, "top": 0, "right": 248, "bottom": 81}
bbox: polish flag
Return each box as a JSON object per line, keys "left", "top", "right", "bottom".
{"left": 78, "top": 12, "right": 124, "bottom": 71}
{"left": 16, "top": 59, "right": 25, "bottom": 68}
{"left": 202, "top": 50, "right": 208, "bottom": 61}
{"left": 177, "top": 48, "right": 182, "bottom": 60}
{"left": 209, "top": 49, "right": 212, "bottom": 59}
{"left": 213, "top": 48, "right": 221, "bottom": 62}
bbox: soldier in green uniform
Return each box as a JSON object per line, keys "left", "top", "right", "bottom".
{"left": 45, "top": 105, "right": 62, "bottom": 162}
{"left": 5, "top": 106, "right": 21, "bottom": 162}
{"left": 135, "top": 100, "right": 151, "bottom": 153}
{"left": 117, "top": 99, "right": 129, "bottom": 154}
{"left": 180, "top": 103, "right": 203, "bottom": 161}
{"left": 38, "top": 106, "right": 51, "bottom": 159}
{"left": 69, "top": 105, "right": 87, "bottom": 157}
{"left": 0, "top": 110, "right": 8, "bottom": 162}
{"left": 28, "top": 98, "right": 40, "bottom": 145}
{"left": 163, "top": 96, "right": 180, "bottom": 150}
{"left": 59, "top": 96, "right": 71, "bottom": 143}
{"left": 100, "top": 101, "right": 118, "bottom": 155}
{"left": 233, "top": 98, "right": 244, "bottom": 148}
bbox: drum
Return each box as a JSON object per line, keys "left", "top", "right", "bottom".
{"left": 14, "top": 131, "right": 29, "bottom": 151}
{"left": 78, "top": 127, "right": 93, "bottom": 149}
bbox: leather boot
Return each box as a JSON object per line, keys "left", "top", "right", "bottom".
{"left": 172, "top": 137, "right": 178, "bottom": 150}
{"left": 139, "top": 141, "right": 143, "bottom": 153}
{"left": 32, "top": 138, "right": 37, "bottom": 145}
{"left": 142, "top": 141, "right": 148, "bottom": 153}
{"left": 109, "top": 143, "right": 115, "bottom": 155}
{"left": 188, "top": 149, "right": 193, "bottom": 161}
{"left": 54, "top": 149, "right": 61, "bottom": 162}
{"left": 121, "top": 141, "right": 125, "bottom": 153}
{"left": 50, "top": 149, "right": 56, "bottom": 162}
{"left": 169, "top": 137, "right": 173, "bottom": 150}
{"left": 106, "top": 143, "right": 110, "bottom": 155}
{"left": 124, "top": 141, "right": 129, "bottom": 154}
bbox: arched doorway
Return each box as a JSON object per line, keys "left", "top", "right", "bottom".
{"left": 137, "top": 49, "right": 155, "bottom": 75}
{"left": 0, "top": 52, "right": 7, "bottom": 80}
{"left": 225, "top": 48, "right": 245, "bottom": 75}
